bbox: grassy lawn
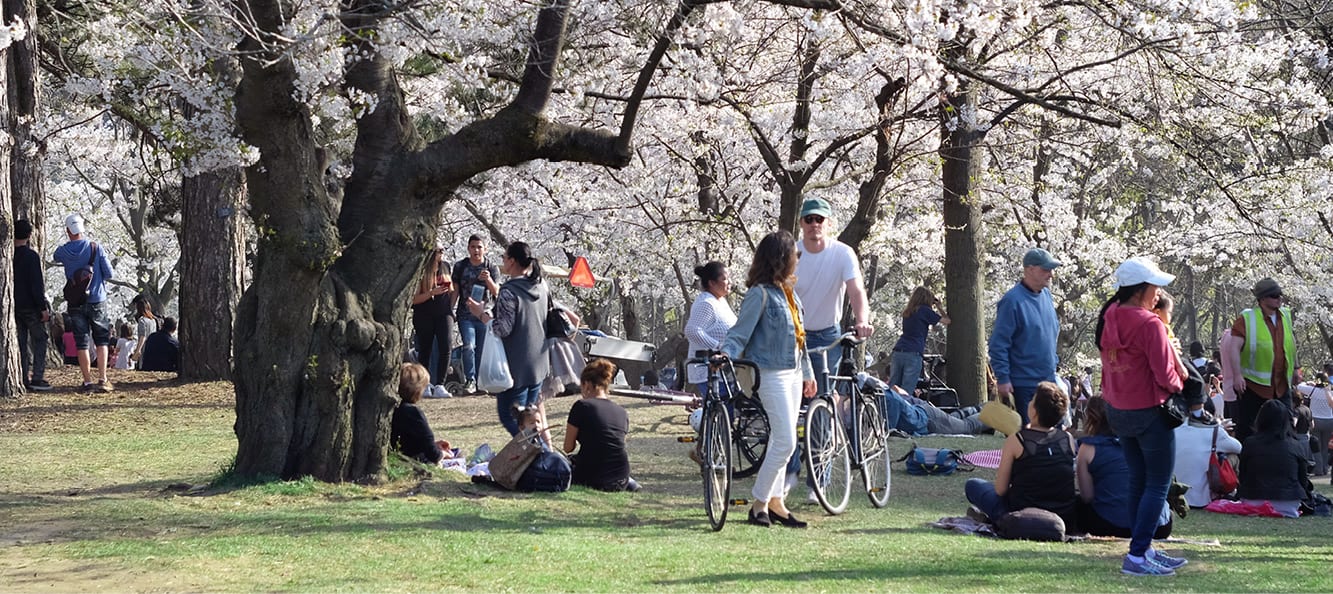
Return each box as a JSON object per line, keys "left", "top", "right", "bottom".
{"left": 3, "top": 366, "right": 1332, "bottom": 592}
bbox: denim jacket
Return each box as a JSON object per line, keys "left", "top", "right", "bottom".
{"left": 722, "top": 283, "right": 814, "bottom": 380}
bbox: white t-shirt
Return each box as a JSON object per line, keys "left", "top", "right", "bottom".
{"left": 794, "top": 240, "right": 859, "bottom": 330}
{"left": 684, "top": 292, "right": 738, "bottom": 384}
{"left": 1173, "top": 421, "right": 1242, "bottom": 508}
{"left": 114, "top": 338, "right": 137, "bottom": 370}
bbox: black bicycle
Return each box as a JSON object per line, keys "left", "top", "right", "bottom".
{"left": 687, "top": 351, "right": 760, "bottom": 531}
{"left": 803, "top": 333, "right": 891, "bottom": 514}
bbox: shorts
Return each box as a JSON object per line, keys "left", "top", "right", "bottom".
{"left": 69, "top": 301, "right": 113, "bottom": 350}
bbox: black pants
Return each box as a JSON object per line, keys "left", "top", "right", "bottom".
{"left": 413, "top": 313, "right": 454, "bottom": 385}
{"left": 1076, "top": 500, "right": 1173, "bottom": 539}
{"left": 1234, "top": 387, "right": 1293, "bottom": 443}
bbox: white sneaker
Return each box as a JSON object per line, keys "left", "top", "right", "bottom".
{"left": 426, "top": 385, "right": 451, "bottom": 399}
{"left": 805, "top": 489, "right": 820, "bottom": 505}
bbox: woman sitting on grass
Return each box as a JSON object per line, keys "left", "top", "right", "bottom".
{"left": 391, "top": 363, "right": 451, "bottom": 466}
{"left": 1237, "top": 399, "right": 1311, "bottom": 518}
{"left": 564, "top": 358, "right": 640, "bottom": 492}
{"left": 1076, "top": 396, "right": 1172, "bottom": 538}
{"left": 964, "top": 381, "right": 1077, "bottom": 530}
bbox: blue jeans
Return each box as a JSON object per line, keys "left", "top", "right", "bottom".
{"left": 1107, "top": 405, "right": 1175, "bottom": 557}
{"left": 965, "top": 477, "right": 1008, "bottom": 520}
{"left": 888, "top": 350, "right": 923, "bottom": 394}
{"left": 496, "top": 383, "right": 541, "bottom": 436}
{"left": 806, "top": 325, "right": 842, "bottom": 396}
{"left": 457, "top": 317, "right": 486, "bottom": 383}
{"left": 1012, "top": 384, "right": 1038, "bottom": 426}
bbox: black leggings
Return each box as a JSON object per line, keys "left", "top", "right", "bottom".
{"left": 414, "top": 312, "right": 454, "bottom": 385}
{"left": 1076, "top": 500, "right": 1172, "bottom": 539}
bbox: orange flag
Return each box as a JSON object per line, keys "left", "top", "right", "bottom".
{"left": 569, "top": 256, "right": 595, "bottom": 288}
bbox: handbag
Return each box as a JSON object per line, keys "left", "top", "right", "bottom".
{"left": 544, "top": 297, "right": 577, "bottom": 340}
{"left": 477, "top": 321, "right": 514, "bottom": 393}
{"left": 1160, "top": 354, "right": 1200, "bottom": 429}
{"left": 1207, "top": 425, "right": 1239, "bottom": 497}
{"left": 487, "top": 428, "right": 543, "bottom": 490}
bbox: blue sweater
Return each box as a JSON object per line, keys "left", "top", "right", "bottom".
{"left": 988, "top": 281, "right": 1059, "bottom": 388}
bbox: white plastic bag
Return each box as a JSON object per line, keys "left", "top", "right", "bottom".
{"left": 477, "top": 321, "right": 514, "bottom": 393}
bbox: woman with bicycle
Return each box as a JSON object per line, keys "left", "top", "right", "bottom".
{"left": 722, "top": 230, "right": 816, "bottom": 528}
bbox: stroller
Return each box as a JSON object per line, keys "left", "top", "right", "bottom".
{"left": 919, "top": 354, "right": 960, "bottom": 411}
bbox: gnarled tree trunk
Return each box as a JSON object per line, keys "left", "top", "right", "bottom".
{"left": 180, "top": 166, "right": 247, "bottom": 380}
{"left": 5, "top": 0, "right": 44, "bottom": 255}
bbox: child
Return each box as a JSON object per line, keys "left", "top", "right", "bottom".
{"left": 113, "top": 323, "right": 137, "bottom": 370}
{"left": 390, "top": 363, "right": 450, "bottom": 465}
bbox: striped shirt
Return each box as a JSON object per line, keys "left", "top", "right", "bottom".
{"left": 685, "top": 292, "right": 737, "bottom": 384}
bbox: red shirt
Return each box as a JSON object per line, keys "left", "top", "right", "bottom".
{"left": 1099, "top": 302, "right": 1184, "bottom": 410}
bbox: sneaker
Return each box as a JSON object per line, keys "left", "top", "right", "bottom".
{"left": 98, "top": 381, "right": 114, "bottom": 393}
{"left": 805, "top": 489, "right": 820, "bottom": 505}
{"left": 1147, "top": 549, "right": 1188, "bottom": 570}
{"left": 1122, "top": 555, "right": 1175, "bottom": 576}
{"left": 425, "top": 385, "right": 451, "bottom": 399}
{"left": 78, "top": 382, "right": 98, "bottom": 394}
{"left": 29, "top": 379, "right": 52, "bottom": 391}
{"left": 464, "top": 381, "right": 478, "bottom": 395}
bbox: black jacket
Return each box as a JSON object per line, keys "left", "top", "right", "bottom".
{"left": 1238, "top": 432, "right": 1311, "bottom": 502}
{"left": 13, "top": 244, "right": 48, "bottom": 312}
{"left": 391, "top": 403, "right": 442, "bottom": 464}
{"left": 139, "top": 331, "right": 180, "bottom": 372}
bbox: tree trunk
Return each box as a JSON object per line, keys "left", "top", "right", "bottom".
{"left": 940, "top": 69, "right": 987, "bottom": 407}
{"left": 179, "top": 167, "right": 247, "bottom": 380}
{"left": 5, "top": 0, "right": 44, "bottom": 255}
{"left": 0, "top": 47, "right": 21, "bottom": 397}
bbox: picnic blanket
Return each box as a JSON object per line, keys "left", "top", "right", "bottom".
{"left": 1204, "top": 500, "right": 1285, "bottom": 517}
{"left": 963, "top": 449, "right": 1003, "bottom": 469}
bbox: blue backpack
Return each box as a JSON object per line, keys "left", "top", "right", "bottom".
{"left": 517, "top": 450, "right": 571, "bottom": 492}
{"left": 898, "top": 446, "right": 974, "bottom": 476}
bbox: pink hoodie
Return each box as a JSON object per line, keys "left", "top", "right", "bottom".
{"left": 1099, "top": 302, "right": 1184, "bottom": 410}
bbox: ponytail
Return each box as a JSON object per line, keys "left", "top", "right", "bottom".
{"left": 505, "top": 241, "right": 543, "bottom": 282}
{"left": 1094, "top": 282, "right": 1151, "bottom": 350}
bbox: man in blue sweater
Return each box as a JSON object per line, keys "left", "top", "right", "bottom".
{"left": 988, "top": 248, "right": 1061, "bottom": 425}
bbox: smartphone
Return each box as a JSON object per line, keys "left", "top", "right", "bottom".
{"left": 471, "top": 284, "right": 486, "bottom": 302}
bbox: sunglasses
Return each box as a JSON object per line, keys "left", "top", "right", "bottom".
{"left": 802, "top": 215, "right": 825, "bottom": 224}
{"left": 1267, "top": 293, "right": 1283, "bottom": 299}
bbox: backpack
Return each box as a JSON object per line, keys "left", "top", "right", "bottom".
{"left": 898, "top": 445, "right": 975, "bottom": 476}
{"left": 995, "top": 507, "right": 1067, "bottom": 542}
{"left": 517, "top": 450, "right": 572, "bottom": 493}
{"left": 63, "top": 242, "right": 99, "bottom": 309}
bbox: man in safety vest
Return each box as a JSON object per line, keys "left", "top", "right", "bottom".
{"left": 1222, "top": 277, "right": 1296, "bottom": 442}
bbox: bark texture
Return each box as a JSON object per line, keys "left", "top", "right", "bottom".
{"left": 4, "top": 0, "right": 44, "bottom": 255}
{"left": 180, "top": 166, "right": 247, "bottom": 380}
{"left": 939, "top": 68, "right": 987, "bottom": 407}
{"left": 0, "top": 51, "right": 21, "bottom": 396}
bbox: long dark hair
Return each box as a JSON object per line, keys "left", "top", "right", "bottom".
{"left": 505, "top": 241, "right": 543, "bottom": 282}
{"left": 1253, "top": 398, "right": 1294, "bottom": 439}
{"left": 745, "top": 230, "right": 797, "bottom": 288}
{"left": 902, "top": 286, "right": 936, "bottom": 319}
{"left": 1082, "top": 396, "right": 1113, "bottom": 437}
{"left": 1094, "top": 282, "right": 1151, "bottom": 350}
{"left": 132, "top": 295, "right": 156, "bottom": 321}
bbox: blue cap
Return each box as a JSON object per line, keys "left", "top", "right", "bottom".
{"left": 1022, "top": 248, "right": 1061, "bottom": 270}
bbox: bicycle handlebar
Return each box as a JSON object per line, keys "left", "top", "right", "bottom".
{"left": 805, "top": 331, "right": 865, "bottom": 354}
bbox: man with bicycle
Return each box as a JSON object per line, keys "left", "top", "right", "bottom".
{"left": 790, "top": 197, "right": 875, "bottom": 500}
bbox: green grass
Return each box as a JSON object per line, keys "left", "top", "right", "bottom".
{"left": 3, "top": 372, "right": 1333, "bottom": 591}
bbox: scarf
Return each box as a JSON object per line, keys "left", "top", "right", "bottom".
{"left": 781, "top": 284, "right": 806, "bottom": 351}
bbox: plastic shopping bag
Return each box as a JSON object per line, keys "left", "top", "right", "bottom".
{"left": 477, "top": 321, "right": 514, "bottom": 393}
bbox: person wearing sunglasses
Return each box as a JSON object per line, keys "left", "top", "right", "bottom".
{"left": 1222, "top": 277, "right": 1297, "bottom": 443}
{"left": 792, "top": 197, "right": 874, "bottom": 397}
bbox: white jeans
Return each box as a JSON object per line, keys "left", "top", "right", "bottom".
{"left": 752, "top": 367, "right": 802, "bottom": 502}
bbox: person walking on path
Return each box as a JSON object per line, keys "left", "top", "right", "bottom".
{"left": 1222, "top": 277, "right": 1297, "bottom": 443}
{"left": 13, "top": 220, "right": 52, "bottom": 391}
{"left": 989, "top": 248, "right": 1061, "bottom": 425}
{"left": 53, "top": 213, "right": 116, "bottom": 393}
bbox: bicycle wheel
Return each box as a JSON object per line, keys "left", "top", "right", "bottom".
{"left": 803, "top": 398, "right": 851, "bottom": 515}
{"left": 701, "top": 403, "right": 733, "bottom": 531}
{"left": 731, "top": 398, "right": 769, "bottom": 479}
{"left": 856, "top": 395, "right": 892, "bottom": 508}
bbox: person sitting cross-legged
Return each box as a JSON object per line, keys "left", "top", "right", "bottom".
{"left": 564, "top": 358, "right": 640, "bottom": 492}
{"left": 138, "top": 317, "right": 180, "bottom": 372}
{"left": 964, "top": 381, "right": 1077, "bottom": 530}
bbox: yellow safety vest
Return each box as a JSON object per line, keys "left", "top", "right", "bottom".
{"left": 1240, "top": 307, "right": 1294, "bottom": 387}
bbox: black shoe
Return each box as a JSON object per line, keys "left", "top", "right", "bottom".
{"left": 29, "top": 379, "right": 52, "bottom": 391}
{"left": 747, "top": 508, "right": 771, "bottom": 527}
{"left": 768, "top": 509, "right": 808, "bottom": 528}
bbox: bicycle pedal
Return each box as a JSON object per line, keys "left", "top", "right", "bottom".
{"left": 729, "top": 498, "right": 750, "bottom": 506}
{"left": 677, "top": 436, "right": 696, "bottom": 443}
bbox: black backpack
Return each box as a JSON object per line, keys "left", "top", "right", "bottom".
{"left": 63, "top": 243, "right": 98, "bottom": 309}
